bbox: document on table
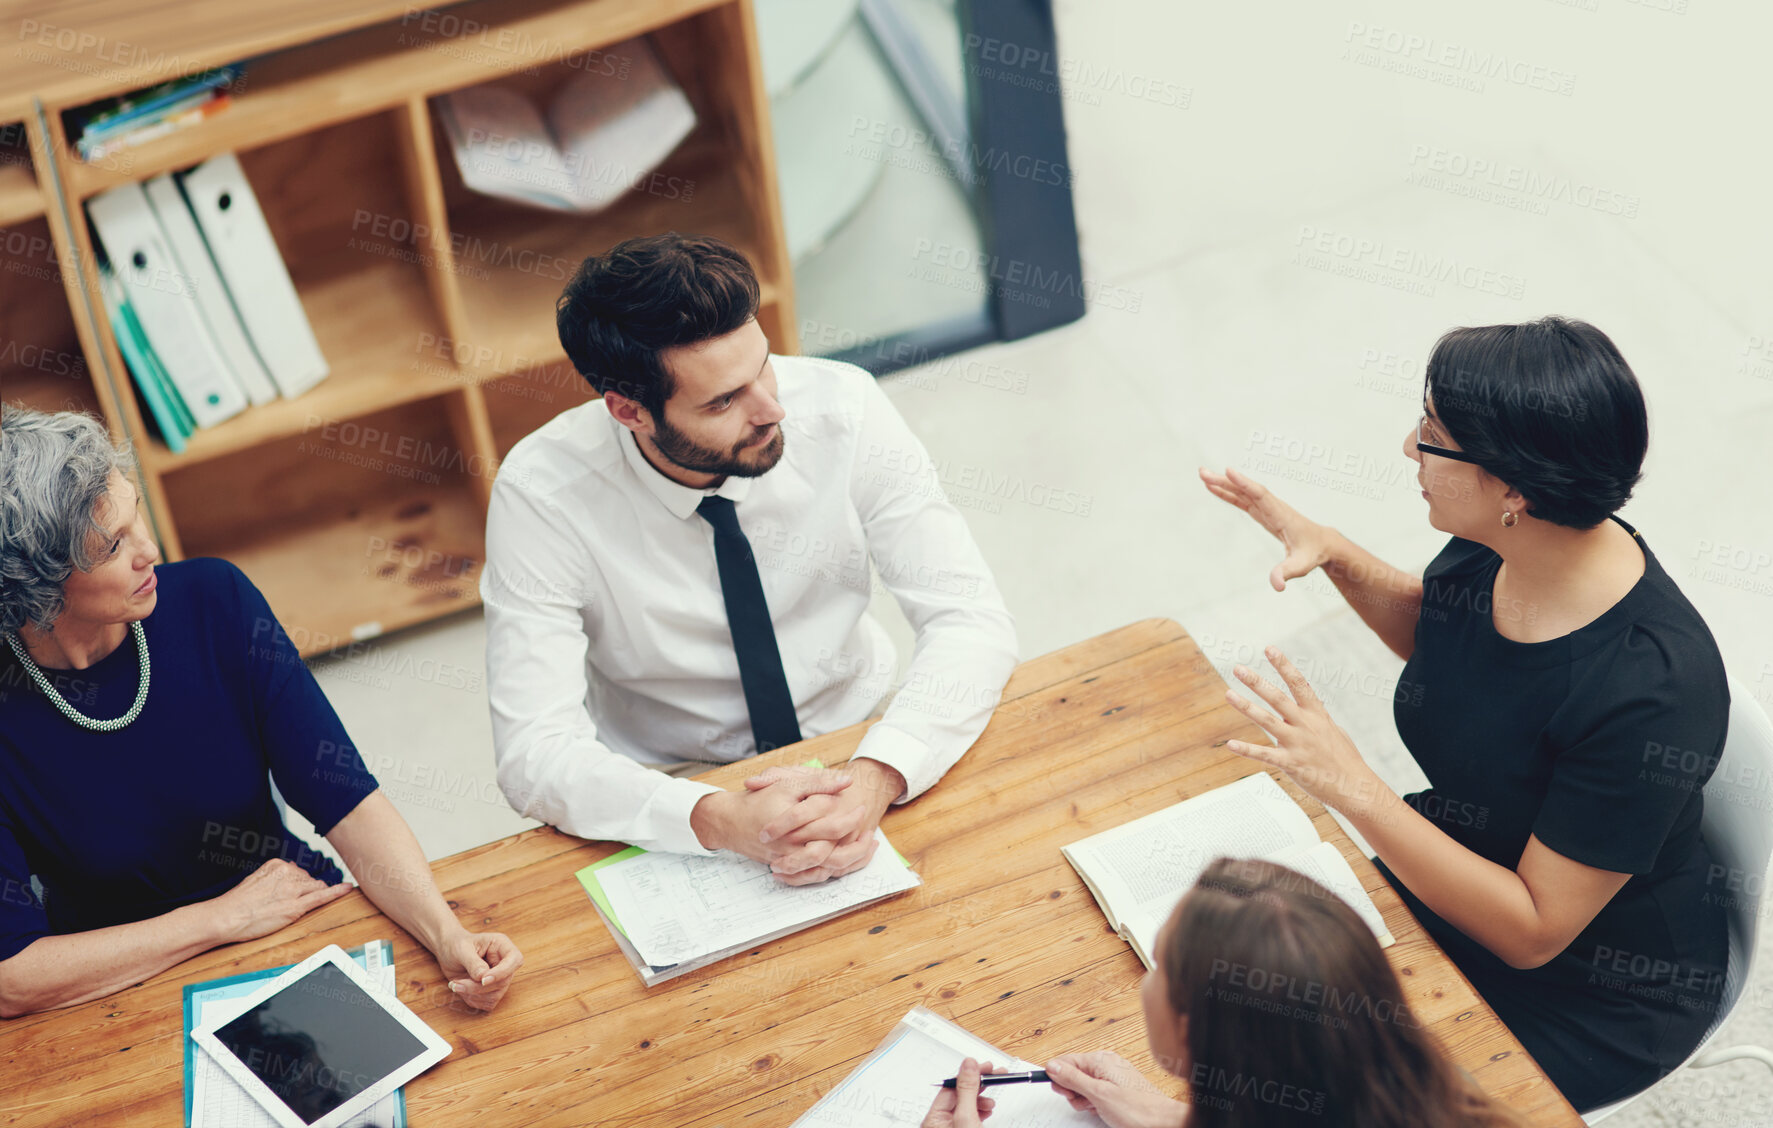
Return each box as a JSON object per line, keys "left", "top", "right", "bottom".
{"left": 1063, "top": 771, "right": 1393, "bottom": 968}
{"left": 594, "top": 828, "right": 920, "bottom": 968}
{"left": 792, "top": 1006, "right": 1104, "bottom": 1127}
{"left": 187, "top": 942, "right": 401, "bottom": 1128}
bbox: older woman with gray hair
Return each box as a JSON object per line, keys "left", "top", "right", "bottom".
{"left": 0, "top": 405, "right": 521, "bottom": 1018}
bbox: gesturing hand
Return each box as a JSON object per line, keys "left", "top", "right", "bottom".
{"left": 1222, "top": 646, "right": 1392, "bottom": 822}
{"left": 1045, "top": 1053, "right": 1186, "bottom": 1128}
{"left": 209, "top": 858, "right": 353, "bottom": 943}
{"left": 434, "top": 929, "right": 523, "bottom": 1012}
{"left": 921, "top": 1058, "right": 1001, "bottom": 1128}
{"left": 1199, "top": 466, "right": 1337, "bottom": 592}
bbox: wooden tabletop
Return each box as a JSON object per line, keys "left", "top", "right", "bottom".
{"left": 0, "top": 619, "right": 1583, "bottom": 1126}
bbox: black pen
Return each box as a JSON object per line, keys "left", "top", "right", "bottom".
{"left": 938, "top": 1069, "right": 1050, "bottom": 1089}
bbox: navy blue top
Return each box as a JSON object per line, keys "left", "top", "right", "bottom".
{"left": 0, "top": 558, "right": 379, "bottom": 962}
{"left": 1379, "top": 517, "right": 1729, "bottom": 1111}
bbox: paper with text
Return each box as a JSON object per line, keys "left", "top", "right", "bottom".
{"left": 598, "top": 828, "right": 919, "bottom": 967}
{"left": 792, "top": 1007, "right": 1104, "bottom": 1127}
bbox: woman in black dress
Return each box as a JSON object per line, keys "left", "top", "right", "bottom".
{"left": 1199, "top": 316, "right": 1729, "bottom": 1112}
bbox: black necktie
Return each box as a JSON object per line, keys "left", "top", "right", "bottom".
{"left": 696, "top": 495, "right": 802, "bottom": 755}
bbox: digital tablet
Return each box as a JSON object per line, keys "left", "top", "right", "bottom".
{"left": 190, "top": 944, "right": 451, "bottom": 1128}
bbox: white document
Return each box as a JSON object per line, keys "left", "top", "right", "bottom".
{"left": 437, "top": 35, "right": 696, "bottom": 214}
{"left": 792, "top": 1006, "right": 1104, "bottom": 1127}
{"left": 86, "top": 182, "right": 249, "bottom": 429}
{"left": 190, "top": 944, "right": 399, "bottom": 1128}
{"left": 1064, "top": 772, "right": 1393, "bottom": 967}
{"left": 179, "top": 152, "right": 328, "bottom": 399}
{"left": 598, "top": 828, "right": 919, "bottom": 967}
{"left": 143, "top": 172, "right": 278, "bottom": 407}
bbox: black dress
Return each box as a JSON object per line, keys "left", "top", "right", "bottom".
{"left": 1376, "top": 516, "right": 1730, "bottom": 1112}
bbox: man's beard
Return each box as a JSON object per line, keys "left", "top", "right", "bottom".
{"left": 652, "top": 416, "right": 786, "bottom": 478}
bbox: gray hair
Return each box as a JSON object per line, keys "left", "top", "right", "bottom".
{"left": 0, "top": 404, "right": 141, "bottom": 634}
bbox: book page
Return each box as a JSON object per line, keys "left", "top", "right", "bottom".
{"left": 437, "top": 85, "right": 577, "bottom": 209}
{"left": 1268, "top": 841, "right": 1395, "bottom": 947}
{"left": 1066, "top": 773, "right": 1318, "bottom": 947}
{"left": 792, "top": 1007, "right": 1104, "bottom": 1127}
{"left": 546, "top": 36, "right": 696, "bottom": 212}
{"left": 598, "top": 829, "right": 919, "bottom": 967}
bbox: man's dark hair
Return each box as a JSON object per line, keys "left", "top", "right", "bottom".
{"left": 555, "top": 232, "right": 761, "bottom": 418}
{"left": 1427, "top": 315, "right": 1648, "bottom": 529}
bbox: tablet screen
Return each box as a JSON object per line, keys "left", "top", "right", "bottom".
{"left": 213, "top": 961, "right": 428, "bottom": 1125}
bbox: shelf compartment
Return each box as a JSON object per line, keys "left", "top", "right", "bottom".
{"left": 0, "top": 215, "right": 101, "bottom": 417}
{"left": 131, "top": 110, "right": 456, "bottom": 469}
{"left": 57, "top": 0, "right": 728, "bottom": 200}
{"left": 437, "top": 124, "right": 775, "bottom": 383}
{"left": 163, "top": 397, "right": 487, "bottom": 656}
{"left": 483, "top": 358, "right": 597, "bottom": 459}
{"left": 0, "top": 122, "right": 43, "bottom": 226}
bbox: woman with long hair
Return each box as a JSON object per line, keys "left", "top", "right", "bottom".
{"left": 922, "top": 856, "right": 1521, "bottom": 1127}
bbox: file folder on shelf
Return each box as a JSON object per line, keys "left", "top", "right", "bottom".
{"left": 86, "top": 182, "right": 249, "bottom": 430}
{"left": 143, "top": 172, "right": 278, "bottom": 407}
{"left": 99, "top": 267, "right": 193, "bottom": 453}
{"left": 178, "top": 153, "right": 329, "bottom": 400}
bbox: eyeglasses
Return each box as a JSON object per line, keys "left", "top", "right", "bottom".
{"left": 1416, "top": 414, "right": 1480, "bottom": 464}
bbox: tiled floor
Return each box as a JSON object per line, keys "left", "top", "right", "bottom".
{"left": 301, "top": 3, "right": 1773, "bottom": 1123}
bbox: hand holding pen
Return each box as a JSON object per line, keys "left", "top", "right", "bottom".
{"left": 939, "top": 1069, "right": 1050, "bottom": 1089}
{"left": 920, "top": 1058, "right": 1002, "bottom": 1128}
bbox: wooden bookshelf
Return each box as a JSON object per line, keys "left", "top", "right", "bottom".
{"left": 0, "top": 0, "right": 796, "bottom": 655}
{"left": 0, "top": 123, "right": 43, "bottom": 226}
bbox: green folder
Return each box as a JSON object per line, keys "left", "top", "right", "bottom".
{"left": 100, "top": 268, "right": 192, "bottom": 452}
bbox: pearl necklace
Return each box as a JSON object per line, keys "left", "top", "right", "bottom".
{"left": 5, "top": 622, "right": 151, "bottom": 732}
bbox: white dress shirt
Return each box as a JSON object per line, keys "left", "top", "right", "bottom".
{"left": 481, "top": 354, "right": 1019, "bottom": 855}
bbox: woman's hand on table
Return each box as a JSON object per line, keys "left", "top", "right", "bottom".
{"left": 206, "top": 858, "right": 353, "bottom": 943}
{"left": 1198, "top": 467, "right": 1338, "bottom": 592}
{"left": 1045, "top": 1053, "right": 1188, "bottom": 1128}
{"left": 433, "top": 928, "right": 523, "bottom": 1011}
{"left": 921, "top": 1058, "right": 1000, "bottom": 1127}
{"left": 1222, "top": 646, "right": 1395, "bottom": 823}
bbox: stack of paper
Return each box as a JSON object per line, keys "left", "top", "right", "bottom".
{"left": 578, "top": 828, "right": 920, "bottom": 986}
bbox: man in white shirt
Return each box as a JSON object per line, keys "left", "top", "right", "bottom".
{"left": 481, "top": 233, "right": 1018, "bottom": 884}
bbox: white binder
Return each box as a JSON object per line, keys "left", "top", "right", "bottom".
{"left": 142, "top": 173, "right": 279, "bottom": 407}
{"left": 86, "top": 183, "right": 250, "bottom": 429}
{"left": 178, "top": 153, "right": 329, "bottom": 399}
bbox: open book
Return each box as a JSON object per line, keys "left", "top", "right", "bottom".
{"left": 436, "top": 35, "right": 696, "bottom": 214}
{"left": 1062, "top": 772, "right": 1394, "bottom": 968}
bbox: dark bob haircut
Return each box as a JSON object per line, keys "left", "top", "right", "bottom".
{"left": 1426, "top": 316, "right": 1648, "bottom": 529}
{"left": 555, "top": 232, "right": 760, "bottom": 419}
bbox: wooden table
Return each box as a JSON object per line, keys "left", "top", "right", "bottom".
{"left": 0, "top": 619, "right": 1582, "bottom": 1126}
